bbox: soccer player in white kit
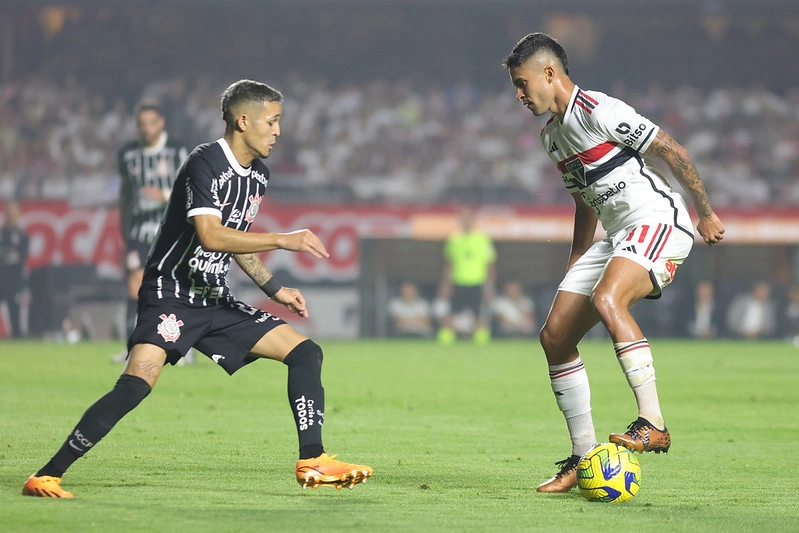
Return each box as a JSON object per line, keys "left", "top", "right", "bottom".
{"left": 502, "top": 32, "right": 725, "bottom": 493}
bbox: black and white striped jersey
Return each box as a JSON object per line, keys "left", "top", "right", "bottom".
{"left": 118, "top": 132, "right": 188, "bottom": 245}
{"left": 142, "top": 138, "right": 269, "bottom": 306}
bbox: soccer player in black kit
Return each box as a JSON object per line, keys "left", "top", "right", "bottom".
{"left": 23, "top": 80, "right": 373, "bottom": 498}
{"left": 113, "top": 100, "right": 190, "bottom": 363}
{"left": 0, "top": 200, "right": 29, "bottom": 339}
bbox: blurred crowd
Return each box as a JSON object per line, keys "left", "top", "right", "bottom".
{"left": 387, "top": 278, "right": 799, "bottom": 342}
{"left": 2, "top": 75, "right": 799, "bottom": 206}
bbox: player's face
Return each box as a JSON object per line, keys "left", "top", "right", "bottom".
{"left": 5, "top": 202, "right": 21, "bottom": 225}
{"left": 243, "top": 101, "right": 282, "bottom": 160}
{"left": 509, "top": 58, "right": 555, "bottom": 117}
{"left": 136, "top": 109, "right": 165, "bottom": 147}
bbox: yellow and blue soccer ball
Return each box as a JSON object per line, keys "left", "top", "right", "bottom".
{"left": 576, "top": 443, "right": 641, "bottom": 502}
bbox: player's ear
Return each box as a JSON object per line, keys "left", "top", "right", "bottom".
{"left": 236, "top": 113, "right": 248, "bottom": 132}
{"left": 544, "top": 64, "right": 556, "bottom": 83}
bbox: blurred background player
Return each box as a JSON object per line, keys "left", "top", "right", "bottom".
{"left": 113, "top": 100, "right": 189, "bottom": 363}
{"left": 726, "top": 280, "right": 777, "bottom": 340}
{"left": 491, "top": 280, "right": 536, "bottom": 338}
{"left": 435, "top": 206, "right": 496, "bottom": 344}
{"left": 784, "top": 285, "right": 799, "bottom": 346}
{"left": 686, "top": 280, "right": 720, "bottom": 339}
{"left": 0, "top": 201, "right": 30, "bottom": 339}
{"left": 388, "top": 280, "right": 433, "bottom": 338}
{"left": 503, "top": 32, "right": 725, "bottom": 493}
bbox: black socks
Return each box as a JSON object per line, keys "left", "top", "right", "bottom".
{"left": 37, "top": 374, "right": 151, "bottom": 478}
{"left": 36, "top": 340, "right": 328, "bottom": 478}
{"left": 283, "top": 340, "right": 326, "bottom": 460}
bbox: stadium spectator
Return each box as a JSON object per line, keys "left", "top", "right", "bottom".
{"left": 491, "top": 280, "right": 537, "bottom": 338}
{"left": 502, "top": 32, "right": 725, "bottom": 493}
{"left": 726, "top": 281, "right": 778, "bottom": 340}
{"left": 388, "top": 280, "right": 434, "bottom": 337}
{"left": 112, "top": 99, "right": 190, "bottom": 364}
{"left": 435, "top": 206, "right": 496, "bottom": 344}
{"left": 22, "top": 80, "right": 372, "bottom": 499}
{"left": 0, "top": 74, "right": 798, "bottom": 207}
{"left": 0, "top": 201, "right": 30, "bottom": 338}
{"left": 784, "top": 285, "right": 799, "bottom": 346}
{"left": 686, "top": 280, "right": 721, "bottom": 339}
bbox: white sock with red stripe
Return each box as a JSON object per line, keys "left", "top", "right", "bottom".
{"left": 614, "top": 339, "right": 665, "bottom": 429}
{"left": 549, "top": 357, "right": 596, "bottom": 456}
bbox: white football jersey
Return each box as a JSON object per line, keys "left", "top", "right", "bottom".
{"left": 541, "top": 86, "right": 694, "bottom": 238}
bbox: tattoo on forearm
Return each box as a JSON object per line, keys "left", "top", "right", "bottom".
{"left": 653, "top": 130, "right": 713, "bottom": 217}
{"left": 234, "top": 253, "right": 273, "bottom": 285}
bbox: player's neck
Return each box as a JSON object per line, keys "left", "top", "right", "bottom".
{"left": 224, "top": 134, "right": 255, "bottom": 168}
{"left": 142, "top": 131, "right": 167, "bottom": 151}
{"left": 552, "top": 77, "right": 576, "bottom": 122}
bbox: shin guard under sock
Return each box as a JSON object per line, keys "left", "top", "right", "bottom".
{"left": 37, "top": 374, "right": 151, "bottom": 478}
{"left": 283, "top": 339, "right": 325, "bottom": 460}
{"left": 615, "top": 339, "right": 664, "bottom": 428}
{"left": 549, "top": 357, "right": 596, "bottom": 456}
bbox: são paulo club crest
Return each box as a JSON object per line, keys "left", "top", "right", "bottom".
{"left": 157, "top": 313, "right": 184, "bottom": 342}
{"left": 246, "top": 193, "right": 263, "bottom": 223}
{"left": 558, "top": 154, "right": 587, "bottom": 187}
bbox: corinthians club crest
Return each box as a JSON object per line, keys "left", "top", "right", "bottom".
{"left": 246, "top": 193, "right": 263, "bottom": 223}
{"left": 157, "top": 313, "right": 184, "bottom": 342}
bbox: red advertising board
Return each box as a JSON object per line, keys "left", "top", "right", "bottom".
{"left": 6, "top": 201, "right": 799, "bottom": 280}
{"left": 10, "top": 201, "right": 416, "bottom": 281}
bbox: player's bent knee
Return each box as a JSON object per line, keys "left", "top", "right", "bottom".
{"left": 283, "top": 339, "right": 323, "bottom": 369}
{"left": 588, "top": 288, "right": 610, "bottom": 309}
{"left": 539, "top": 321, "right": 582, "bottom": 361}
{"left": 539, "top": 322, "right": 564, "bottom": 353}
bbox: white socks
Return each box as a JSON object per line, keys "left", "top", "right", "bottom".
{"left": 549, "top": 357, "right": 596, "bottom": 456}
{"left": 549, "top": 342, "right": 666, "bottom": 457}
{"left": 614, "top": 339, "right": 665, "bottom": 429}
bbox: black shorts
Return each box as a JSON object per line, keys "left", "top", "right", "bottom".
{"left": 451, "top": 284, "right": 483, "bottom": 315}
{"left": 128, "top": 293, "right": 286, "bottom": 375}
{"left": 125, "top": 239, "right": 152, "bottom": 272}
{"left": 125, "top": 215, "right": 162, "bottom": 271}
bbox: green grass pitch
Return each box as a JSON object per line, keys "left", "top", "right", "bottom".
{"left": 1, "top": 338, "right": 797, "bottom": 532}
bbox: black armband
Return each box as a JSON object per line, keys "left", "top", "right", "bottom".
{"left": 259, "top": 277, "right": 283, "bottom": 298}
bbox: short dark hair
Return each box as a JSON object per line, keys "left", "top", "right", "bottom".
{"left": 220, "top": 79, "right": 284, "bottom": 127}
{"left": 134, "top": 98, "right": 164, "bottom": 117}
{"left": 501, "top": 32, "right": 569, "bottom": 75}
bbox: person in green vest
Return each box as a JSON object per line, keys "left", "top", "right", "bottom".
{"left": 436, "top": 207, "right": 496, "bottom": 344}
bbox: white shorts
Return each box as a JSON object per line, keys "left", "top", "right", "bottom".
{"left": 559, "top": 223, "right": 694, "bottom": 300}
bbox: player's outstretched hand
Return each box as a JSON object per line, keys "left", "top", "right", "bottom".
{"left": 279, "top": 229, "right": 329, "bottom": 258}
{"left": 697, "top": 212, "right": 725, "bottom": 246}
{"left": 272, "top": 287, "right": 309, "bottom": 318}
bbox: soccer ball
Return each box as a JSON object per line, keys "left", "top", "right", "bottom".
{"left": 576, "top": 443, "right": 641, "bottom": 502}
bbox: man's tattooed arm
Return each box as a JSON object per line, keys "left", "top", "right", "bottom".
{"left": 234, "top": 253, "right": 274, "bottom": 286}
{"left": 647, "top": 128, "right": 725, "bottom": 245}
{"left": 647, "top": 129, "right": 712, "bottom": 217}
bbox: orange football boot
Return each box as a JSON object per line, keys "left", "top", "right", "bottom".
{"left": 295, "top": 453, "right": 373, "bottom": 490}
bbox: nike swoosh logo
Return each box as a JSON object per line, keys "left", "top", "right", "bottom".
{"left": 68, "top": 439, "right": 82, "bottom": 451}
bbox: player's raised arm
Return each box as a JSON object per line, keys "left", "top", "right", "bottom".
{"left": 192, "top": 214, "right": 329, "bottom": 257}
{"left": 646, "top": 129, "right": 725, "bottom": 245}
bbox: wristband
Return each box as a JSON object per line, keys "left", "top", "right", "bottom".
{"left": 259, "top": 277, "right": 283, "bottom": 298}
